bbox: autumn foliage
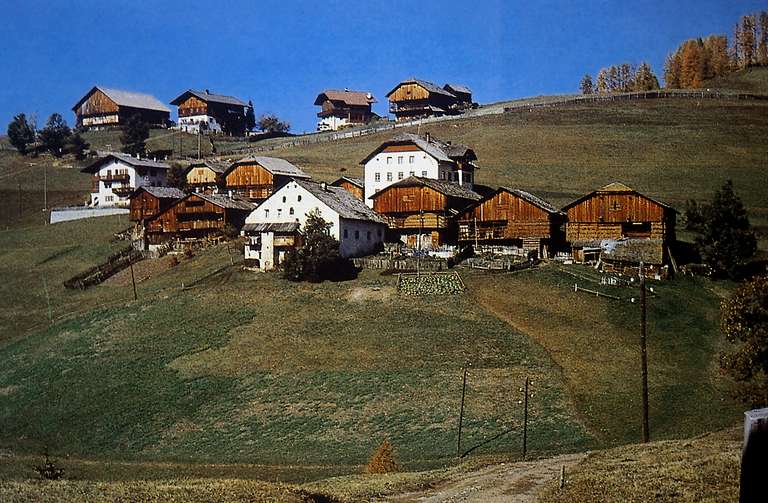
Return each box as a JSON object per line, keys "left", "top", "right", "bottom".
{"left": 364, "top": 439, "right": 400, "bottom": 474}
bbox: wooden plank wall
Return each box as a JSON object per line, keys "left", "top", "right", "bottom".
{"left": 225, "top": 164, "right": 274, "bottom": 188}
{"left": 177, "top": 96, "right": 208, "bottom": 116}
{"left": 76, "top": 89, "right": 119, "bottom": 116}
{"left": 389, "top": 83, "right": 430, "bottom": 102}
{"left": 129, "top": 192, "right": 160, "bottom": 221}
{"left": 337, "top": 181, "right": 364, "bottom": 200}
{"left": 147, "top": 194, "right": 225, "bottom": 235}
{"left": 373, "top": 186, "right": 447, "bottom": 214}
{"left": 566, "top": 193, "right": 665, "bottom": 223}
{"left": 566, "top": 222, "right": 668, "bottom": 242}
{"left": 187, "top": 167, "right": 218, "bottom": 186}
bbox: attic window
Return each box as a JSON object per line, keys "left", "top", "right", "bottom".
{"left": 610, "top": 201, "right": 622, "bottom": 211}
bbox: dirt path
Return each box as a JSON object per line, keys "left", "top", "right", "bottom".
{"left": 387, "top": 453, "right": 586, "bottom": 503}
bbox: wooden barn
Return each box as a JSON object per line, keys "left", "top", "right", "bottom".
{"left": 170, "top": 89, "right": 250, "bottom": 136}
{"left": 222, "top": 156, "right": 310, "bottom": 203}
{"left": 371, "top": 176, "right": 481, "bottom": 249}
{"left": 183, "top": 160, "right": 228, "bottom": 193}
{"left": 457, "top": 187, "right": 565, "bottom": 258}
{"left": 129, "top": 186, "right": 184, "bottom": 222}
{"left": 72, "top": 86, "right": 170, "bottom": 130}
{"left": 331, "top": 176, "right": 364, "bottom": 200}
{"left": 443, "top": 84, "right": 473, "bottom": 107}
{"left": 314, "top": 90, "right": 377, "bottom": 131}
{"left": 145, "top": 193, "right": 254, "bottom": 244}
{"left": 386, "top": 79, "right": 471, "bottom": 121}
{"left": 562, "top": 182, "right": 677, "bottom": 267}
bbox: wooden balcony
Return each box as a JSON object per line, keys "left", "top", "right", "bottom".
{"left": 99, "top": 173, "right": 130, "bottom": 182}
{"left": 387, "top": 213, "right": 448, "bottom": 229}
{"left": 178, "top": 220, "right": 223, "bottom": 231}
{"left": 112, "top": 186, "right": 134, "bottom": 197}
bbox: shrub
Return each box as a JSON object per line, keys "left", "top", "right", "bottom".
{"left": 364, "top": 439, "right": 400, "bottom": 474}
{"left": 33, "top": 449, "right": 64, "bottom": 480}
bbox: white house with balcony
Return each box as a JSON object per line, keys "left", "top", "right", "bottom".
{"left": 360, "top": 132, "right": 478, "bottom": 207}
{"left": 81, "top": 153, "right": 170, "bottom": 208}
{"left": 242, "top": 178, "right": 387, "bottom": 271}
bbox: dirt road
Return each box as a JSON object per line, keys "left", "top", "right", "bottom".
{"left": 387, "top": 453, "right": 586, "bottom": 503}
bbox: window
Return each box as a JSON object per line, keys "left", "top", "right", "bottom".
{"left": 343, "top": 229, "right": 348, "bottom": 238}
{"left": 398, "top": 172, "right": 404, "bottom": 180}
{"left": 386, "top": 156, "right": 392, "bottom": 164}
{"left": 422, "top": 171, "right": 427, "bottom": 177}
{"left": 297, "top": 195, "right": 302, "bottom": 202}
{"left": 282, "top": 196, "right": 286, "bottom": 203}
{"left": 409, "top": 171, "right": 415, "bottom": 176}
{"left": 367, "top": 231, "right": 371, "bottom": 240}
{"left": 354, "top": 230, "right": 360, "bottom": 239}
{"left": 409, "top": 155, "right": 415, "bottom": 164}
{"left": 277, "top": 208, "right": 282, "bottom": 217}
{"left": 374, "top": 172, "right": 381, "bottom": 182}
{"left": 264, "top": 209, "right": 269, "bottom": 218}
{"left": 398, "top": 156, "right": 403, "bottom": 164}
{"left": 386, "top": 172, "right": 393, "bottom": 181}
{"left": 289, "top": 207, "right": 294, "bottom": 215}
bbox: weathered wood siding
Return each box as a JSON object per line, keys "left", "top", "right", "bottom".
{"left": 388, "top": 83, "right": 431, "bottom": 102}
{"left": 336, "top": 181, "right": 364, "bottom": 200}
{"left": 177, "top": 96, "right": 208, "bottom": 117}
{"left": 224, "top": 163, "right": 275, "bottom": 200}
{"left": 373, "top": 185, "right": 447, "bottom": 214}
{"left": 186, "top": 166, "right": 218, "bottom": 186}
{"left": 129, "top": 192, "right": 161, "bottom": 221}
{"left": 76, "top": 89, "right": 119, "bottom": 117}
{"left": 457, "top": 190, "right": 561, "bottom": 241}
{"left": 147, "top": 194, "right": 226, "bottom": 237}
{"left": 566, "top": 222, "right": 669, "bottom": 242}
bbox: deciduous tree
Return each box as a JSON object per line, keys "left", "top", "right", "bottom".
{"left": 579, "top": 74, "right": 594, "bottom": 95}
{"left": 258, "top": 114, "right": 290, "bottom": 133}
{"left": 6, "top": 113, "right": 36, "bottom": 155}
{"left": 282, "top": 209, "right": 356, "bottom": 282}
{"left": 721, "top": 274, "right": 768, "bottom": 406}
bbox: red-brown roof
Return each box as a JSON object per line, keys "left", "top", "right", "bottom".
{"left": 314, "top": 90, "right": 376, "bottom": 107}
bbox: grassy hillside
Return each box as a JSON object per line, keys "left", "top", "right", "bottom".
{"left": 705, "top": 66, "right": 768, "bottom": 94}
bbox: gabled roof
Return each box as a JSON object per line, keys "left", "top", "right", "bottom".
{"left": 81, "top": 152, "right": 170, "bottom": 173}
{"left": 226, "top": 156, "right": 310, "bottom": 178}
{"left": 444, "top": 83, "right": 472, "bottom": 95}
{"left": 184, "top": 159, "right": 228, "bottom": 175}
{"left": 242, "top": 222, "right": 300, "bottom": 233}
{"left": 331, "top": 176, "right": 364, "bottom": 189}
{"left": 385, "top": 78, "right": 457, "bottom": 98}
{"left": 193, "top": 193, "right": 256, "bottom": 211}
{"left": 73, "top": 86, "right": 171, "bottom": 113}
{"left": 359, "top": 133, "right": 477, "bottom": 165}
{"left": 170, "top": 89, "right": 249, "bottom": 107}
{"left": 371, "top": 176, "right": 482, "bottom": 202}
{"left": 314, "top": 90, "right": 376, "bottom": 106}
{"left": 495, "top": 187, "right": 563, "bottom": 215}
{"left": 294, "top": 179, "right": 387, "bottom": 224}
{"left": 131, "top": 186, "right": 185, "bottom": 200}
{"left": 562, "top": 182, "right": 676, "bottom": 212}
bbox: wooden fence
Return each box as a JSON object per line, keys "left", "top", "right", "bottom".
{"left": 352, "top": 255, "right": 448, "bottom": 271}
{"left": 63, "top": 246, "right": 144, "bottom": 289}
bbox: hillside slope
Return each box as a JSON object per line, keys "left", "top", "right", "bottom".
{"left": 705, "top": 66, "right": 768, "bottom": 94}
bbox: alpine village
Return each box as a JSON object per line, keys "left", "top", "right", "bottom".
{"left": 2, "top": 6, "right": 768, "bottom": 503}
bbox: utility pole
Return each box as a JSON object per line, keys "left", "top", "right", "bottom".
{"left": 42, "top": 163, "right": 47, "bottom": 225}
{"left": 197, "top": 129, "right": 202, "bottom": 160}
{"left": 42, "top": 275, "right": 52, "bottom": 324}
{"left": 523, "top": 376, "right": 529, "bottom": 458}
{"left": 640, "top": 262, "right": 650, "bottom": 443}
{"left": 457, "top": 365, "right": 468, "bottom": 457}
{"left": 18, "top": 183, "right": 22, "bottom": 218}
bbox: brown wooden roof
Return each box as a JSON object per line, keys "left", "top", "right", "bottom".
{"left": 314, "top": 90, "right": 376, "bottom": 106}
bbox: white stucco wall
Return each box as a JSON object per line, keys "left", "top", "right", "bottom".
{"left": 178, "top": 115, "right": 223, "bottom": 133}
{"left": 363, "top": 149, "right": 438, "bottom": 207}
{"left": 317, "top": 115, "right": 350, "bottom": 132}
{"left": 90, "top": 158, "right": 168, "bottom": 207}
{"left": 245, "top": 180, "right": 385, "bottom": 258}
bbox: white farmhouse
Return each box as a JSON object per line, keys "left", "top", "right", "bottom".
{"left": 243, "top": 178, "right": 387, "bottom": 271}
{"left": 81, "top": 153, "right": 170, "bottom": 208}
{"left": 360, "top": 132, "right": 478, "bottom": 207}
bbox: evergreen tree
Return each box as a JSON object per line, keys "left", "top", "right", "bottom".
{"left": 680, "top": 40, "right": 704, "bottom": 88}
{"left": 282, "top": 210, "right": 356, "bottom": 282}
{"left": 721, "top": 274, "right": 768, "bottom": 406}
{"left": 245, "top": 100, "right": 256, "bottom": 132}
{"left": 6, "top": 113, "right": 36, "bottom": 155}
{"left": 64, "top": 132, "right": 89, "bottom": 160}
{"left": 595, "top": 68, "right": 609, "bottom": 94}
{"left": 634, "top": 62, "right": 660, "bottom": 91}
{"left": 618, "top": 63, "right": 634, "bottom": 92}
{"left": 703, "top": 35, "right": 731, "bottom": 78}
{"left": 38, "top": 113, "right": 71, "bottom": 157}
{"left": 607, "top": 65, "right": 619, "bottom": 92}
{"left": 686, "top": 180, "right": 757, "bottom": 279}
{"left": 121, "top": 115, "right": 150, "bottom": 156}
{"left": 758, "top": 11, "right": 768, "bottom": 66}
{"left": 579, "top": 74, "right": 594, "bottom": 95}
{"left": 664, "top": 52, "right": 682, "bottom": 88}
{"left": 736, "top": 14, "right": 757, "bottom": 68}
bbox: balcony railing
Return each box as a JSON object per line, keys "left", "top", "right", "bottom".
{"left": 99, "top": 173, "right": 130, "bottom": 182}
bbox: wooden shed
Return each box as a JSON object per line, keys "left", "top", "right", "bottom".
{"left": 183, "top": 160, "right": 228, "bottom": 193}
{"left": 457, "top": 187, "right": 565, "bottom": 258}
{"left": 331, "top": 176, "right": 364, "bottom": 200}
{"left": 145, "top": 193, "right": 254, "bottom": 244}
{"left": 72, "top": 86, "right": 170, "bottom": 130}
{"left": 371, "top": 176, "right": 481, "bottom": 248}
{"left": 129, "top": 186, "right": 185, "bottom": 222}
{"left": 222, "top": 156, "right": 310, "bottom": 203}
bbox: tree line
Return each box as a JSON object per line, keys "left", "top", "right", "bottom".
{"left": 7, "top": 113, "right": 89, "bottom": 159}
{"left": 580, "top": 62, "right": 660, "bottom": 95}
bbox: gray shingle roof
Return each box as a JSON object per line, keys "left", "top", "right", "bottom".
{"left": 75, "top": 86, "right": 171, "bottom": 113}
{"left": 170, "top": 89, "right": 248, "bottom": 107}
{"left": 242, "top": 222, "right": 300, "bottom": 233}
{"left": 562, "top": 182, "right": 676, "bottom": 212}
{"left": 498, "top": 187, "right": 562, "bottom": 215}
{"left": 136, "top": 186, "right": 185, "bottom": 199}
{"left": 228, "top": 156, "right": 310, "bottom": 178}
{"left": 186, "top": 160, "right": 228, "bottom": 174}
{"left": 195, "top": 193, "right": 256, "bottom": 211}
{"left": 444, "top": 83, "right": 472, "bottom": 95}
{"left": 295, "top": 179, "right": 387, "bottom": 224}
{"left": 81, "top": 152, "right": 170, "bottom": 173}
{"left": 373, "top": 176, "right": 482, "bottom": 201}
{"left": 360, "top": 133, "right": 477, "bottom": 165}
{"left": 331, "top": 176, "right": 364, "bottom": 189}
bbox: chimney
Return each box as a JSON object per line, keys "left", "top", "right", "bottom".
{"left": 344, "top": 87, "right": 349, "bottom": 92}
{"left": 320, "top": 182, "right": 327, "bottom": 191}
{"left": 205, "top": 89, "right": 210, "bottom": 94}
{"left": 425, "top": 132, "right": 431, "bottom": 143}
{"left": 228, "top": 189, "right": 233, "bottom": 198}
{"left": 446, "top": 141, "right": 451, "bottom": 146}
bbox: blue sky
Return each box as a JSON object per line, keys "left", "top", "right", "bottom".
{"left": 0, "top": 0, "right": 764, "bottom": 133}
